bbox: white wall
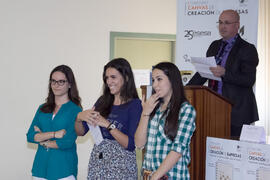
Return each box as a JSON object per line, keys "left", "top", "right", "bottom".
{"left": 0, "top": 0, "right": 176, "bottom": 179}
{"left": 256, "top": 0, "right": 270, "bottom": 140}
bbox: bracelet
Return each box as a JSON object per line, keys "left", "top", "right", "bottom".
{"left": 106, "top": 122, "right": 112, "bottom": 129}
{"left": 41, "top": 141, "right": 49, "bottom": 149}
{"left": 142, "top": 114, "right": 150, "bottom": 116}
{"left": 135, "top": 144, "right": 145, "bottom": 150}
{"left": 44, "top": 141, "right": 49, "bottom": 151}
{"left": 149, "top": 171, "right": 154, "bottom": 179}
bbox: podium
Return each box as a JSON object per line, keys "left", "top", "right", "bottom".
{"left": 185, "top": 85, "right": 232, "bottom": 180}
{"left": 140, "top": 85, "right": 232, "bottom": 180}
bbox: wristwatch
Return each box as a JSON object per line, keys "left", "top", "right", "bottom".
{"left": 107, "top": 123, "right": 116, "bottom": 131}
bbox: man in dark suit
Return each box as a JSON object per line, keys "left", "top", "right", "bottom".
{"left": 187, "top": 9, "right": 259, "bottom": 139}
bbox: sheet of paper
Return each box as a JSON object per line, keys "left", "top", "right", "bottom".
{"left": 133, "top": 69, "right": 151, "bottom": 88}
{"left": 240, "top": 125, "right": 266, "bottom": 144}
{"left": 190, "top": 56, "right": 221, "bottom": 81}
{"left": 87, "top": 123, "right": 103, "bottom": 145}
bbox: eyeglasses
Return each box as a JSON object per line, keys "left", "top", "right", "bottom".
{"left": 50, "top": 79, "right": 68, "bottom": 86}
{"left": 217, "top": 21, "right": 238, "bottom": 26}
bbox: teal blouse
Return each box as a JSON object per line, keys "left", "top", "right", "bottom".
{"left": 27, "top": 101, "right": 81, "bottom": 180}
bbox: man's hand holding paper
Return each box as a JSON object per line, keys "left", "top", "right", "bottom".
{"left": 190, "top": 56, "right": 221, "bottom": 81}
{"left": 210, "top": 65, "right": 225, "bottom": 77}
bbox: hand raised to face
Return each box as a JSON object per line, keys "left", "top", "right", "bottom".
{"left": 141, "top": 93, "right": 161, "bottom": 116}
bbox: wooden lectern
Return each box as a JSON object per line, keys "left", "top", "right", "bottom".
{"left": 185, "top": 85, "right": 232, "bottom": 180}
{"left": 140, "top": 85, "right": 232, "bottom": 180}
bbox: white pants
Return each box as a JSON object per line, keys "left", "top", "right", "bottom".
{"left": 33, "top": 175, "right": 76, "bottom": 180}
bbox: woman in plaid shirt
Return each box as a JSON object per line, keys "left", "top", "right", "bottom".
{"left": 135, "top": 62, "right": 196, "bottom": 180}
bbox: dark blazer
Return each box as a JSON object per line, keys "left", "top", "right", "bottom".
{"left": 187, "top": 35, "right": 259, "bottom": 126}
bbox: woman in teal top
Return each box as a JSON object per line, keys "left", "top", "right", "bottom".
{"left": 27, "top": 65, "right": 82, "bottom": 180}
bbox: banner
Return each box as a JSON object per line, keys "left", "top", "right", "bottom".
{"left": 175, "top": 0, "right": 259, "bottom": 82}
{"left": 206, "top": 137, "right": 270, "bottom": 180}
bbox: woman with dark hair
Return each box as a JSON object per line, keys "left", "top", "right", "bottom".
{"left": 135, "top": 62, "right": 196, "bottom": 180}
{"left": 27, "top": 65, "right": 82, "bottom": 180}
{"left": 75, "top": 58, "right": 142, "bottom": 179}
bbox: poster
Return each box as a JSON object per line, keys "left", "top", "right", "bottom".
{"left": 206, "top": 137, "right": 270, "bottom": 180}
{"left": 176, "top": 0, "right": 259, "bottom": 74}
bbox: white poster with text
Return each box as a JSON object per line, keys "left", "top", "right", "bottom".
{"left": 176, "top": 0, "right": 258, "bottom": 74}
{"left": 206, "top": 137, "right": 270, "bottom": 180}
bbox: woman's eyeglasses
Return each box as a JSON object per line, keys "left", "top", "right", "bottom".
{"left": 50, "top": 79, "right": 67, "bottom": 86}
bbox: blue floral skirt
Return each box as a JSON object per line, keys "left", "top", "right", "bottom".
{"left": 87, "top": 139, "right": 138, "bottom": 180}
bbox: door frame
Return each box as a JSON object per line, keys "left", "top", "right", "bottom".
{"left": 110, "top": 31, "right": 176, "bottom": 62}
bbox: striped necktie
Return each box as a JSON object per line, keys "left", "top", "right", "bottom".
{"left": 216, "top": 41, "right": 228, "bottom": 64}
{"left": 209, "top": 41, "right": 228, "bottom": 91}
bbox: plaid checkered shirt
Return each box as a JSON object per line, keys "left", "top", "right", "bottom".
{"left": 142, "top": 102, "right": 196, "bottom": 180}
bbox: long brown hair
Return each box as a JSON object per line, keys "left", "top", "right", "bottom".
{"left": 150, "top": 62, "right": 187, "bottom": 141}
{"left": 95, "top": 58, "right": 138, "bottom": 118}
{"left": 40, "top": 65, "right": 82, "bottom": 113}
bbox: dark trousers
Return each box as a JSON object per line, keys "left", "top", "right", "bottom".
{"left": 230, "top": 125, "right": 244, "bottom": 140}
